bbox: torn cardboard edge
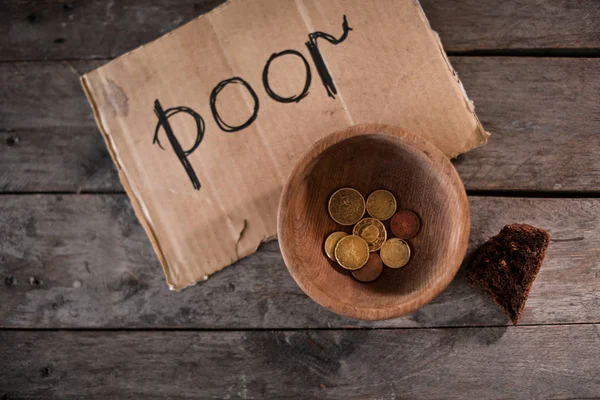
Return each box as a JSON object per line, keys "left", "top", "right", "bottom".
{"left": 415, "top": 4, "right": 489, "bottom": 158}
{"left": 81, "top": 0, "right": 490, "bottom": 291}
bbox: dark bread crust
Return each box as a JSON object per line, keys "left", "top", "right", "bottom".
{"left": 466, "top": 224, "right": 550, "bottom": 325}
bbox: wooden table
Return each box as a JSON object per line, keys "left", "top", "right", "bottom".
{"left": 1, "top": 1, "right": 600, "bottom": 398}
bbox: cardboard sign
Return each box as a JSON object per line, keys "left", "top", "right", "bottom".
{"left": 82, "top": 0, "right": 489, "bottom": 290}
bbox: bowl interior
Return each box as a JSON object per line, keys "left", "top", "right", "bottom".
{"left": 278, "top": 126, "right": 469, "bottom": 320}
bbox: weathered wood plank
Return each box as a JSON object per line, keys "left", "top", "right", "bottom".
{"left": 1, "top": 195, "right": 598, "bottom": 329}
{"left": 423, "top": 0, "right": 600, "bottom": 53}
{"left": 0, "top": 0, "right": 225, "bottom": 61}
{"left": 0, "top": 128, "right": 118, "bottom": 192}
{"left": 1, "top": 1, "right": 599, "bottom": 61}
{"left": 0, "top": 60, "right": 120, "bottom": 192}
{"left": 0, "top": 61, "right": 100, "bottom": 131}
{"left": 454, "top": 57, "right": 600, "bottom": 191}
{"left": 1, "top": 57, "right": 599, "bottom": 192}
{"left": 1, "top": 326, "right": 600, "bottom": 399}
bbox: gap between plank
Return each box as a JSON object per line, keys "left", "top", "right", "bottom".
{"left": 466, "top": 190, "right": 600, "bottom": 199}
{"left": 2, "top": 190, "right": 600, "bottom": 199}
{"left": 1, "top": 320, "right": 599, "bottom": 332}
{"left": 446, "top": 48, "right": 600, "bottom": 58}
{"left": 0, "top": 48, "right": 599, "bottom": 64}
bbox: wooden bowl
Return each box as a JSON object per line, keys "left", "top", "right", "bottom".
{"left": 277, "top": 124, "right": 470, "bottom": 320}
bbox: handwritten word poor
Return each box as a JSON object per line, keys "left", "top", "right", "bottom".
{"left": 153, "top": 16, "right": 352, "bottom": 190}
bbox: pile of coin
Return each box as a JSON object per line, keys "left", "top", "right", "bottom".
{"left": 324, "top": 188, "right": 421, "bottom": 283}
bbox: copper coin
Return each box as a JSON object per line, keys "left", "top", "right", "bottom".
{"left": 328, "top": 188, "right": 365, "bottom": 226}
{"left": 390, "top": 209, "right": 421, "bottom": 239}
{"left": 352, "top": 253, "right": 383, "bottom": 283}
{"left": 324, "top": 231, "right": 348, "bottom": 261}
{"left": 352, "top": 218, "right": 387, "bottom": 252}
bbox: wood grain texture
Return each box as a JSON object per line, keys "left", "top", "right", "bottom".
{"left": 422, "top": 0, "right": 600, "bottom": 53}
{"left": 454, "top": 57, "right": 600, "bottom": 191}
{"left": 1, "top": 57, "right": 599, "bottom": 192}
{"left": 0, "top": 0, "right": 225, "bottom": 61}
{"left": 2, "top": 326, "right": 600, "bottom": 399}
{"left": 0, "top": 60, "right": 120, "bottom": 191}
{"left": 1, "top": 0, "right": 599, "bottom": 61}
{"left": 2, "top": 2, "right": 599, "bottom": 398}
{"left": 1, "top": 195, "right": 599, "bottom": 329}
{"left": 278, "top": 124, "right": 470, "bottom": 320}
{"left": 0, "top": 128, "right": 118, "bottom": 192}
{"left": 0, "top": 61, "right": 100, "bottom": 130}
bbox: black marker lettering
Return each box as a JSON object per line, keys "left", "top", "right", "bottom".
{"left": 153, "top": 99, "right": 204, "bottom": 190}
{"left": 262, "top": 50, "right": 311, "bottom": 103}
{"left": 210, "top": 77, "right": 260, "bottom": 132}
{"left": 305, "top": 15, "right": 352, "bottom": 99}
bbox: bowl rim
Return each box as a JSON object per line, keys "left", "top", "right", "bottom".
{"left": 277, "top": 123, "right": 470, "bottom": 321}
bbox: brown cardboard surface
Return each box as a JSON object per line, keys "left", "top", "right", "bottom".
{"left": 82, "top": 0, "right": 489, "bottom": 290}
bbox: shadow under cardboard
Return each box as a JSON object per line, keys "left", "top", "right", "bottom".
{"left": 179, "top": 185, "right": 282, "bottom": 287}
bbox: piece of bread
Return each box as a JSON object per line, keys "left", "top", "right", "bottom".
{"left": 466, "top": 224, "right": 550, "bottom": 325}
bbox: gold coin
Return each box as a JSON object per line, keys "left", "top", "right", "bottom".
{"left": 352, "top": 218, "right": 387, "bottom": 252}
{"left": 334, "top": 235, "right": 370, "bottom": 270}
{"left": 366, "top": 190, "right": 397, "bottom": 220}
{"left": 380, "top": 238, "right": 411, "bottom": 269}
{"left": 352, "top": 253, "right": 383, "bottom": 283}
{"left": 328, "top": 188, "right": 365, "bottom": 226}
{"left": 324, "top": 231, "right": 348, "bottom": 261}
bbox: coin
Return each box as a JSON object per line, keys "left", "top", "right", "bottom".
{"left": 352, "top": 253, "right": 383, "bottom": 283}
{"left": 390, "top": 209, "right": 421, "bottom": 239}
{"left": 328, "top": 188, "right": 365, "bottom": 226}
{"left": 352, "top": 218, "right": 387, "bottom": 252}
{"left": 334, "top": 235, "right": 370, "bottom": 270}
{"left": 324, "top": 231, "right": 348, "bottom": 261}
{"left": 380, "top": 238, "right": 411, "bottom": 269}
{"left": 366, "top": 190, "right": 397, "bottom": 220}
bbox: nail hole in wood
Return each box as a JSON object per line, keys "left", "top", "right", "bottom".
{"left": 40, "top": 366, "right": 52, "bottom": 378}
{"left": 5, "top": 136, "right": 19, "bottom": 146}
{"left": 4, "top": 276, "right": 16, "bottom": 287}
{"left": 29, "top": 276, "right": 41, "bottom": 287}
{"left": 27, "top": 13, "right": 40, "bottom": 23}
